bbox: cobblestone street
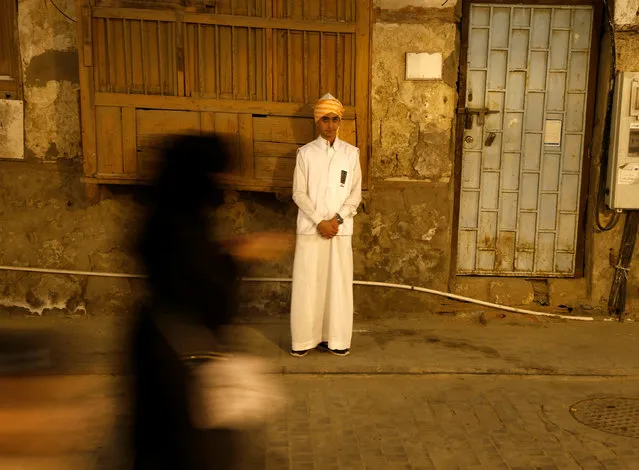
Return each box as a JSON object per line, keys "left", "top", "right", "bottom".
{"left": 235, "top": 375, "right": 639, "bottom": 469}
{"left": 5, "top": 373, "right": 639, "bottom": 470}
{"left": 90, "top": 374, "right": 639, "bottom": 469}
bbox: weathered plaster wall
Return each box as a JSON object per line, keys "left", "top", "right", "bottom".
{"left": 0, "top": 1, "right": 136, "bottom": 315}
{"left": 3, "top": 0, "right": 639, "bottom": 319}
{"left": 349, "top": 0, "right": 462, "bottom": 314}
{"left": 614, "top": 0, "right": 639, "bottom": 29}
{"left": 0, "top": 161, "right": 146, "bottom": 315}
{"left": 371, "top": 23, "right": 457, "bottom": 181}
{"left": 2, "top": 0, "right": 463, "bottom": 318}
{"left": 18, "top": 0, "right": 81, "bottom": 160}
{"left": 588, "top": 24, "right": 639, "bottom": 315}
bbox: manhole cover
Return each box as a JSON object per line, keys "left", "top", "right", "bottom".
{"left": 570, "top": 397, "right": 639, "bottom": 438}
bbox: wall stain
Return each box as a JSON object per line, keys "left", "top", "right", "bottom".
{"left": 25, "top": 50, "right": 79, "bottom": 86}
{"left": 374, "top": 6, "right": 459, "bottom": 24}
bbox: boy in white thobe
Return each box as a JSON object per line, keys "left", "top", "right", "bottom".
{"left": 290, "top": 93, "right": 362, "bottom": 357}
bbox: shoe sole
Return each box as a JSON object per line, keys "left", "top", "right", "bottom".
{"left": 328, "top": 349, "right": 350, "bottom": 357}
{"left": 316, "top": 343, "right": 349, "bottom": 357}
{"left": 290, "top": 350, "right": 309, "bottom": 358}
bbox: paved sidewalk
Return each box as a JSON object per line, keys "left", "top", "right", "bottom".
{"left": 231, "top": 316, "right": 639, "bottom": 377}
{"left": 5, "top": 313, "right": 638, "bottom": 376}
{"left": 4, "top": 313, "right": 639, "bottom": 469}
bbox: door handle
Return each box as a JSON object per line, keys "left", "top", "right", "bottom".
{"left": 457, "top": 107, "right": 499, "bottom": 126}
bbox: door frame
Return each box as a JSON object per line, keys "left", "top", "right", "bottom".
{"left": 450, "top": 0, "right": 603, "bottom": 279}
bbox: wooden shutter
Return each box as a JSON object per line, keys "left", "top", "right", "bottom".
{"left": 76, "top": 0, "right": 370, "bottom": 191}
{"left": 0, "top": 0, "right": 20, "bottom": 97}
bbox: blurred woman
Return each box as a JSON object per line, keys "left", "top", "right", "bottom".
{"left": 131, "top": 134, "right": 289, "bottom": 470}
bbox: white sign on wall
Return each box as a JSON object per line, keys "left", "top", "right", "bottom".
{"left": 0, "top": 99, "right": 24, "bottom": 160}
{"left": 405, "top": 52, "right": 443, "bottom": 81}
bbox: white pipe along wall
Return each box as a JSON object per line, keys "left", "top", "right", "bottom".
{"left": 0, "top": 265, "right": 594, "bottom": 321}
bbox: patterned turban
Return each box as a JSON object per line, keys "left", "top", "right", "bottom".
{"left": 313, "top": 93, "right": 344, "bottom": 123}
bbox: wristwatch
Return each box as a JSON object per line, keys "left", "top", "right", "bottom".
{"left": 335, "top": 213, "right": 344, "bottom": 225}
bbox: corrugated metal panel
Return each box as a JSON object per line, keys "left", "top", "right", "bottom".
{"left": 458, "top": 5, "right": 592, "bottom": 276}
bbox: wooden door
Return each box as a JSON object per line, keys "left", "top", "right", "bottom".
{"left": 76, "top": 0, "right": 370, "bottom": 191}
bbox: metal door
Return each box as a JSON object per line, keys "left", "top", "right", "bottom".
{"left": 457, "top": 4, "right": 594, "bottom": 276}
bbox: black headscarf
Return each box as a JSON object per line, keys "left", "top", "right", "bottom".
{"left": 138, "top": 134, "right": 238, "bottom": 330}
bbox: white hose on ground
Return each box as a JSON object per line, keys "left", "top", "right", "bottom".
{"left": 0, "top": 265, "right": 594, "bottom": 321}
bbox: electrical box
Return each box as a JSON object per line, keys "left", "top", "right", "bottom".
{"left": 606, "top": 72, "right": 639, "bottom": 209}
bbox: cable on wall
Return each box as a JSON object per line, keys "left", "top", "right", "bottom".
{"left": 48, "top": 0, "right": 77, "bottom": 23}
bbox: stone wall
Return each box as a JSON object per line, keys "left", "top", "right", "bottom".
{"left": 2, "top": 0, "right": 460, "bottom": 318}
{"left": 357, "top": 0, "right": 461, "bottom": 315}
{"left": 18, "top": 0, "right": 81, "bottom": 160}
{"left": 0, "top": 160, "right": 146, "bottom": 315}
{"left": 2, "top": 0, "right": 639, "bottom": 319}
{"left": 1, "top": 0, "right": 88, "bottom": 315}
{"left": 588, "top": 12, "right": 639, "bottom": 315}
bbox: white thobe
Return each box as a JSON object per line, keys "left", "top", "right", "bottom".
{"left": 290, "top": 136, "right": 362, "bottom": 351}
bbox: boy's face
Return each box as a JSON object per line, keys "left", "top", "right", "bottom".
{"left": 317, "top": 113, "right": 341, "bottom": 143}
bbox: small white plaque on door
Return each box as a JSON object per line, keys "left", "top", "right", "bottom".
{"left": 544, "top": 120, "right": 562, "bottom": 146}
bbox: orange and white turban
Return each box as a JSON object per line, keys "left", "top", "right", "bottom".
{"left": 313, "top": 93, "right": 344, "bottom": 123}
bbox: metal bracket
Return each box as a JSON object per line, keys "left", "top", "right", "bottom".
{"left": 457, "top": 107, "right": 499, "bottom": 127}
